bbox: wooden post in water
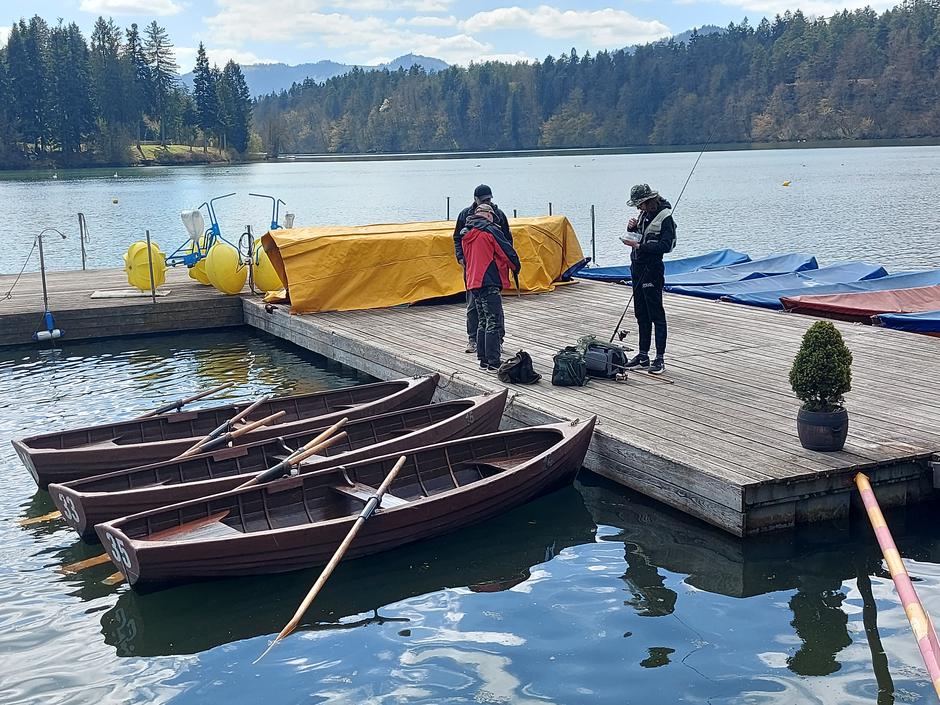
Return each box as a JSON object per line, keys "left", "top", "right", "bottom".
{"left": 548, "top": 202, "right": 553, "bottom": 216}
{"left": 590, "top": 204, "right": 596, "bottom": 264}
{"left": 855, "top": 472, "right": 940, "bottom": 699}
{"left": 513, "top": 209, "right": 517, "bottom": 218}
{"left": 145, "top": 230, "right": 157, "bottom": 305}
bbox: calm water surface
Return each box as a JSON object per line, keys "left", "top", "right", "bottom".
{"left": 1, "top": 145, "right": 939, "bottom": 274}
{"left": 1, "top": 330, "right": 939, "bottom": 704}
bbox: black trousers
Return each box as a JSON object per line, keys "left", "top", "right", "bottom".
{"left": 467, "top": 290, "right": 505, "bottom": 344}
{"left": 632, "top": 269, "right": 667, "bottom": 358}
{"left": 472, "top": 286, "right": 504, "bottom": 365}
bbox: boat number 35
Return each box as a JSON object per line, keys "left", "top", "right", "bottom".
{"left": 107, "top": 533, "right": 132, "bottom": 568}
{"left": 57, "top": 493, "right": 80, "bottom": 524}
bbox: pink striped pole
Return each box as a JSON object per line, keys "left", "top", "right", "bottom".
{"left": 855, "top": 472, "right": 940, "bottom": 699}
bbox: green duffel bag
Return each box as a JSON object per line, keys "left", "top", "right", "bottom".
{"left": 551, "top": 346, "right": 588, "bottom": 387}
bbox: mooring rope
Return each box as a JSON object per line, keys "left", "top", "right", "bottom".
{"left": 438, "top": 371, "right": 460, "bottom": 390}
{"left": 2, "top": 238, "right": 38, "bottom": 301}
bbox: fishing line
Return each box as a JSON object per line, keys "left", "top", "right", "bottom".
{"left": 608, "top": 123, "right": 720, "bottom": 343}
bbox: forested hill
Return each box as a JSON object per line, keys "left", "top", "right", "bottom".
{"left": 254, "top": 0, "right": 940, "bottom": 155}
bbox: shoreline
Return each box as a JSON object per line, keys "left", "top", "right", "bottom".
{"left": 1, "top": 137, "right": 938, "bottom": 173}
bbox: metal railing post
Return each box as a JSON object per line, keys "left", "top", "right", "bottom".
{"left": 145, "top": 230, "right": 157, "bottom": 305}
{"left": 590, "top": 204, "right": 596, "bottom": 264}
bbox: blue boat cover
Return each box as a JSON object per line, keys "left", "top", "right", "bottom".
{"left": 662, "top": 253, "right": 818, "bottom": 288}
{"left": 723, "top": 270, "right": 940, "bottom": 309}
{"left": 874, "top": 310, "right": 940, "bottom": 334}
{"left": 574, "top": 249, "right": 750, "bottom": 282}
{"left": 668, "top": 262, "right": 889, "bottom": 300}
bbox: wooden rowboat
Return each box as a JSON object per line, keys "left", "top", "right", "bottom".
{"left": 96, "top": 417, "right": 596, "bottom": 587}
{"left": 13, "top": 375, "right": 438, "bottom": 489}
{"left": 51, "top": 391, "right": 507, "bottom": 540}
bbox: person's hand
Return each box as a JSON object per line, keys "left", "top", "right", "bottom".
{"left": 623, "top": 239, "right": 640, "bottom": 249}
{"left": 627, "top": 217, "right": 638, "bottom": 232}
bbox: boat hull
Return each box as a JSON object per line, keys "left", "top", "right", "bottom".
{"left": 96, "top": 418, "right": 596, "bottom": 587}
{"left": 14, "top": 375, "right": 438, "bottom": 488}
{"left": 52, "top": 391, "right": 506, "bottom": 540}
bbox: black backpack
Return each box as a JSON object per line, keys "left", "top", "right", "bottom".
{"left": 551, "top": 346, "right": 588, "bottom": 386}
{"left": 497, "top": 350, "right": 541, "bottom": 384}
{"left": 578, "top": 335, "right": 630, "bottom": 379}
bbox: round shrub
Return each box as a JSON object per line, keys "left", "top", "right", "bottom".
{"left": 789, "top": 321, "right": 853, "bottom": 412}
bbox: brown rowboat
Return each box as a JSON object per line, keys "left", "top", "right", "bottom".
{"left": 96, "top": 417, "right": 596, "bottom": 587}
{"left": 51, "top": 391, "right": 507, "bottom": 540}
{"left": 13, "top": 375, "right": 438, "bottom": 489}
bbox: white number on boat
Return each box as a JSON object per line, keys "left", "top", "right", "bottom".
{"left": 58, "top": 493, "right": 79, "bottom": 524}
{"left": 107, "top": 534, "right": 131, "bottom": 568}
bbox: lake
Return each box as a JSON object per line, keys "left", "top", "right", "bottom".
{"left": 2, "top": 329, "right": 940, "bottom": 704}
{"left": 1, "top": 144, "right": 939, "bottom": 275}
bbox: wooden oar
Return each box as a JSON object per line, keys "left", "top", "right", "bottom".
{"left": 236, "top": 430, "right": 348, "bottom": 489}
{"left": 136, "top": 382, "right": 235, "bottom": 419}
{"left": 99, "top": 511, "right": 233, "bottom": 586}
{"left": 255, "top": 455, "right": 408, "bottom": 663}
{"left": 175, "top": 410, "right": 286, "bottom": 459}
{"left": 177, "top": 396, "right": 271, "bottom": 457}
{"left": 18, "top": 510, "right": 63, "bottom": 526}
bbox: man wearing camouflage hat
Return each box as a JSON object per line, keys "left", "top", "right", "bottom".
{"left": 620, "top": 184, "right": 677, "bottom": 375}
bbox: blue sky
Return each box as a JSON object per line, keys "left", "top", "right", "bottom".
{"left": 6, "top": 0, "right": 898, "bottom": 72}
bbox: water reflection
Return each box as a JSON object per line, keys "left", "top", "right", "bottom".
{"left": 98, "top": 487, "right": 596, "bottom": 657}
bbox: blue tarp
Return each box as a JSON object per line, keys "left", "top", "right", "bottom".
{"left": 667, "top": 262, "right": 889, "bottom": 300}
{"left": 874, "top": 310, "right": 940, "bottom": 334}
{"left": 574, "top": 249, "right": 750, "bottom": 282}
{"left": 722, "top": 270, "right": 940, "bottom": 309}
{"left": 662, "top": 253, "right": 818, "bottom": 288}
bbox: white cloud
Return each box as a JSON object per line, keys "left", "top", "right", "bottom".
{"left": 0, "top": 26, "right": 11, "bottom": 47}
{"left": 176, "top": 46, "right": 279, "bottom": 73}
{"left": 79, "top": 0, "right": 183, "bottom": 16}
{"left": 462, "top": 5, "right": 670, "bottom": 46}
{"left": 396, "top": 15, "right": 459, "bottom": 27}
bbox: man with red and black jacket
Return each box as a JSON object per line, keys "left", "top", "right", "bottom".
{"left": 455, "top": 203, "right": 521, "bottom": 371}
{"left": 453, "top": 184, "right": 513, "bottom": 354}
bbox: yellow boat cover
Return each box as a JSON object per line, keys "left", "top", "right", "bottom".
{"left": 261, "top": 216, "right": 586, "bottom": 314}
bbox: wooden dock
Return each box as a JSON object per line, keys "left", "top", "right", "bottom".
{"left": 245, "top": 279, "right": 940, "bottom": 536}
{"left": 2, "top": 266, "right": 938, "bottom": 536}
{"left": 0, "top": 267, "right": 243, "bottom": 347}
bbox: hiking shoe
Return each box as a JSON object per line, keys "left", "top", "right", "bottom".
{"left": 648, "top": 358, "right": 665, "bottom": 375}
{"left": 465, "top": 341, "right": 477, "bottom": 353}
{"left": 624, "top": 353, "right": 650, "bottom": 370}
{"left": 479, "top": 360, "right": 488, "bottom": 370}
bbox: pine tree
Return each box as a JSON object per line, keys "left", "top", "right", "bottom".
{"left": 124, "top": 23, "right": 151, "bottom": 145}
{"left": 221, "top": 60, "right": 252, "bottom": 152}
{"left": 143, "top": 21, "right": 178, "bottom": 144}
{"left": 192, "top": 43, "right": 217, "bottom": 152}
{"left": 48, "top": 22, "right": 95, "bottom": 160}
{"left": 7, "top": 17, "right": 51, "bottom": 153}
{"left": 90, "top": 17, "right": 125, "bottom": 126}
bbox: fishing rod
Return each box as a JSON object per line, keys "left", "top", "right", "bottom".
{"left": 608, "top": 124, "right": 719, "bottom": 343}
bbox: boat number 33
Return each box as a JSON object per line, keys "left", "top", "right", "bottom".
{"left": 57, "top": 493, "right": 80, "bottom": 524}
{"left": 107, "top": 533, "right": 132, "bottom": 568}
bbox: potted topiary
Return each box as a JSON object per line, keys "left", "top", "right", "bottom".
{"left": 789, "top": 321, "right": 853, "bottom": 451}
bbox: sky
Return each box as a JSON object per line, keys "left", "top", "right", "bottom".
{"left": 6, "top": 0, "right": 899, "bottom": 73}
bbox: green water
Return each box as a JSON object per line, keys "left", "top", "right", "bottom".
{"left": 1, "top": 329, "right": 939, "bottom": 704}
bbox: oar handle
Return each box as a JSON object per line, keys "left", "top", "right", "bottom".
{"left": 137, "top": 382, "right": 234, "bottom": 418}
{"left": 263, "top": 455, "right": 408, "bottom": 657}
{"left": 180, "top": 396, "right": 273, "bottom": 457}
{"left": 288, "top": 417, "right": 349, "bottom": 460}
{"left": 237, "top": 431, "right": 349, "bottom": 489}
{"left": 229, "top": 396, "right": 270, "bottom": 427}
{"left": 229, "top": 410, "right": 286, "bottom": 439}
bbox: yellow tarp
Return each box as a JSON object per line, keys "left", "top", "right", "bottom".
{"left": 261, "top": 216, "right": 586, "bottom": 314}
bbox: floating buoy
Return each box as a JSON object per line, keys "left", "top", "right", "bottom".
{"left": 782, "top": 180, "right": 791, "bottom": 187}
{"left": 124, "top": 240, "right": 167, "bottom": 291}
{"left": 112, "top": 198, "right": 119, "bottom": 204}
{"left": 251, "top": 245, "right": 284, "bottom": 292}
{"left": 205, "top": 242, "right": 247, "bottom": 295}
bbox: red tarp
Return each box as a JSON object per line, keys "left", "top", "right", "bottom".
{"left": 780, "top": 284, "right": 940, "bottom": 322}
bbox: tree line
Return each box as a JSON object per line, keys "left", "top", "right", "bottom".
{"left": 0, "top": 16, "right": 252, "bottom": 167}
{"left": 254, "top": 0, "right": 940, "bottom": 154}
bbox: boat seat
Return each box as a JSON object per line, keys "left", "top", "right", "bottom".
{"left": 331, "top": 482, "right": 408, "bottom": 508}
{"left": 456, "top": 458, "right": 522, "bottom": 471}
{"left": 177, "top": 520, "right": 243, "bottom": 541}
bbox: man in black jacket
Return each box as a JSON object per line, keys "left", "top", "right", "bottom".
{"left": 453, "top": 184, "right": 513, "bottom": 354}
{"left": 620, "top": 184, "right": 676, "bottom": 375}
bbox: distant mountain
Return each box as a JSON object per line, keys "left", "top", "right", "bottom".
{"left": 180, "top": 53, "right": 448, "bottom": 97}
